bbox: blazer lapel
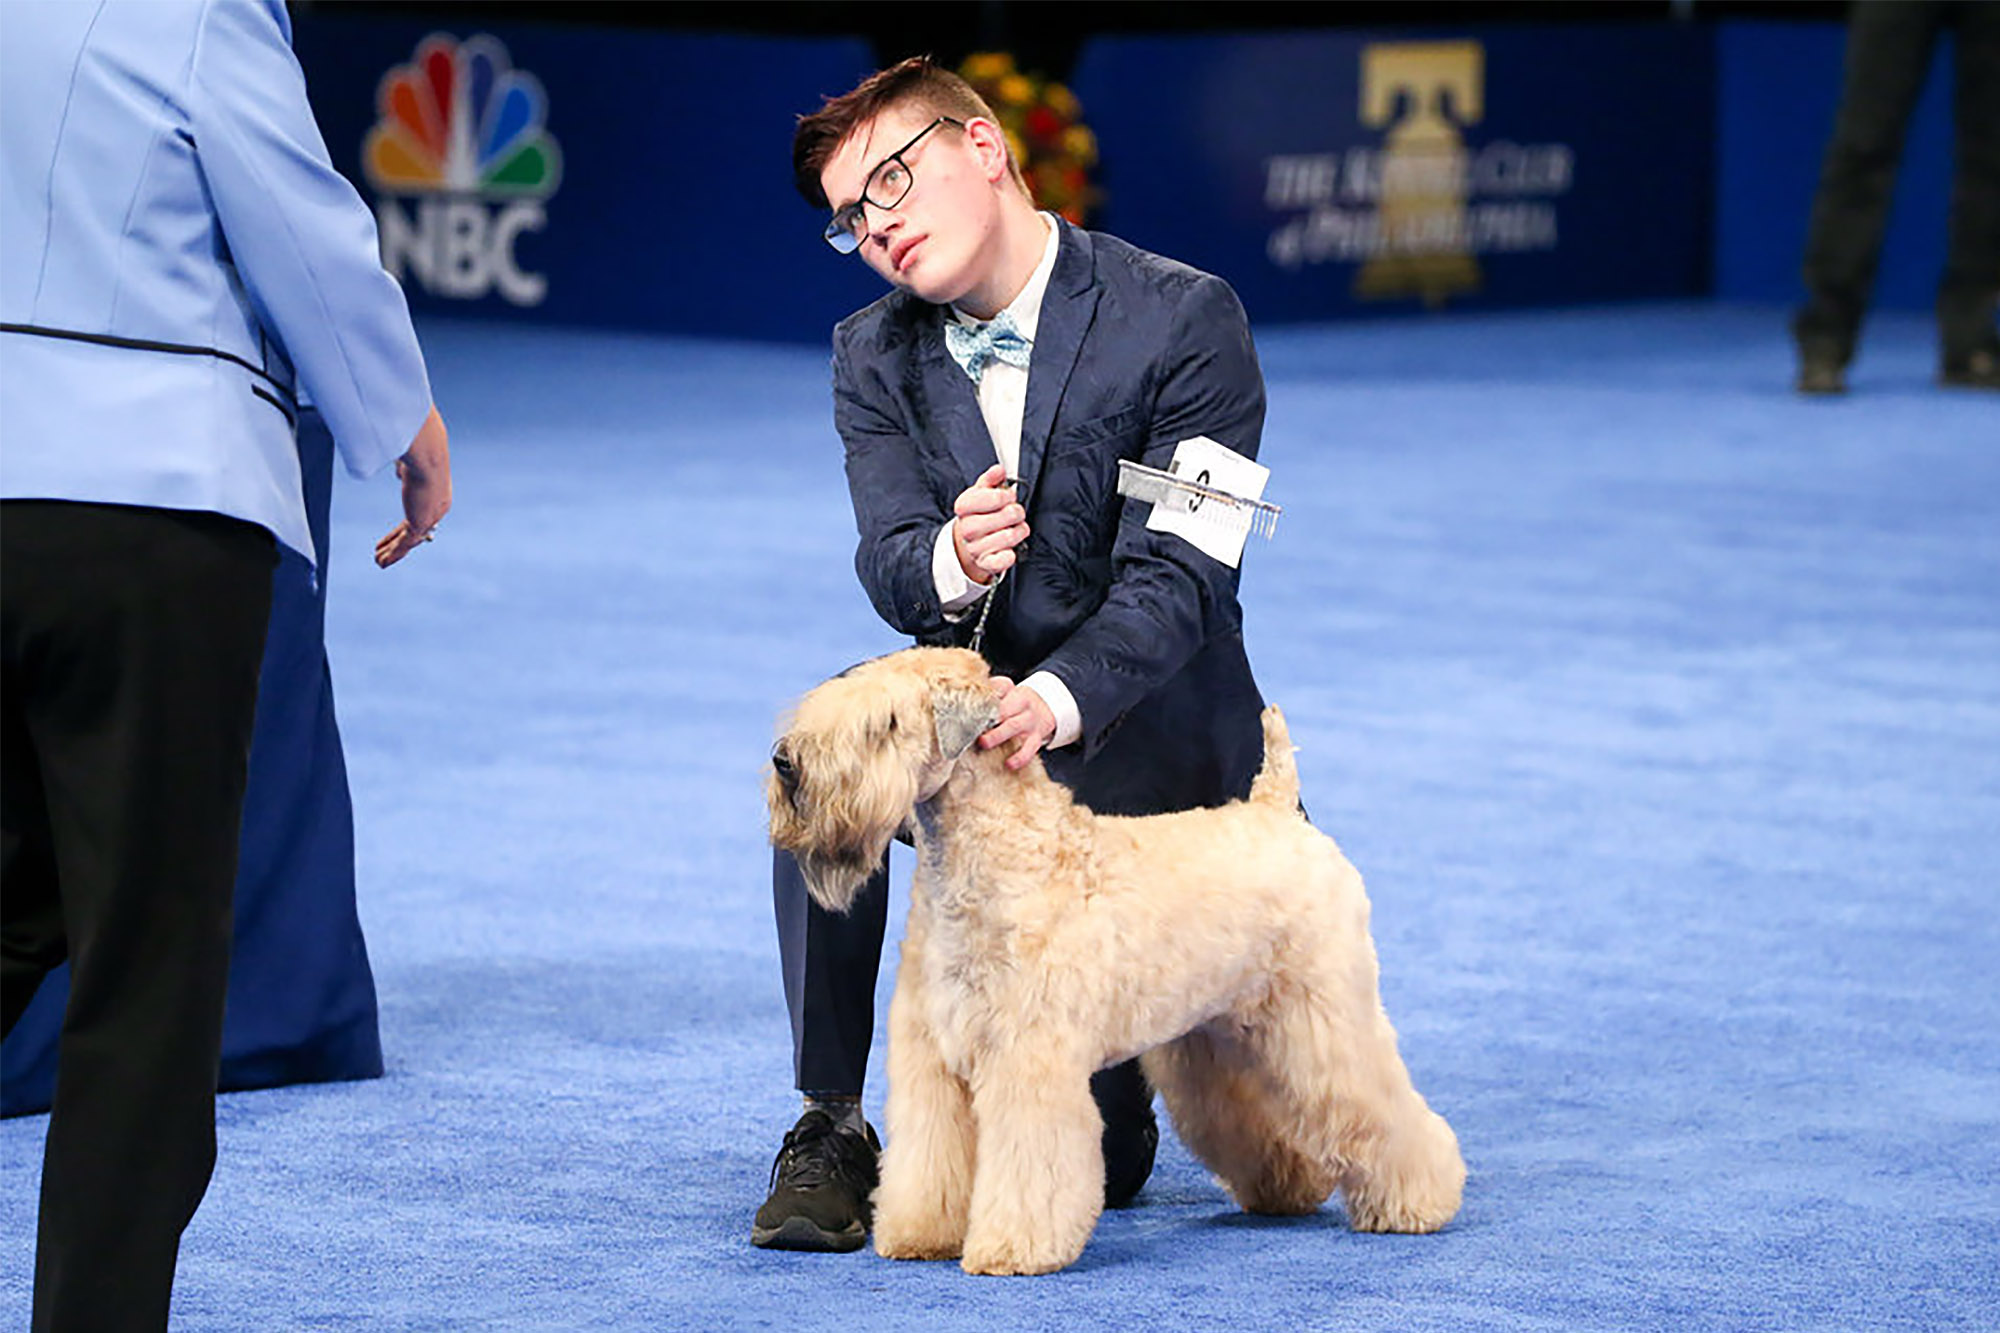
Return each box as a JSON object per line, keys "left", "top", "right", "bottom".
{"left": 1016, "top": 220, "right": 1100, "bottom": 512}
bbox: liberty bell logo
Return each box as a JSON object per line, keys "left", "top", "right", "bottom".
{"left": 1355, "top": 41, "right": 1483, "bottom": 307}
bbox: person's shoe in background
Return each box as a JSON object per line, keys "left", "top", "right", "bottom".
{"left": 1795, "top": 341, "right": 1849, "bottom": 396}
{"left": 1940, "top": 341, "right": 2000, "bottom": 390}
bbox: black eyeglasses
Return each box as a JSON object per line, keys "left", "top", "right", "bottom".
{"left": 822, "top": 116, "right": 964, "bottom": 254}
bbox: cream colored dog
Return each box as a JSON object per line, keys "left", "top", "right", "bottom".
{"left": 767, "top": 646, "right": 1464, "bottom": 1275}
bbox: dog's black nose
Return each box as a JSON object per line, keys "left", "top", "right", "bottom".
{"left": 771, "top": 744, "right": 799, "bottom": 792}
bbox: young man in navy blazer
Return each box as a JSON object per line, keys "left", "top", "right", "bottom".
{"left": 756, "top": 57, "right": 1274, "bottom": 1252}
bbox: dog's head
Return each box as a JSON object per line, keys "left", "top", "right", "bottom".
{"left": 767, "top": 647, "right": 999, "bottom": 912}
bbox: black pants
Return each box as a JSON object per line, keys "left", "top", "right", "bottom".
{"left": 2, "top": 501, "right": 276, "bottom": 1333}
{"left": 771, "top": 846, "right": 1154, "bottom": 1127}
{"left": 1796, "top": 0, "right": 2000, "bottom": 362}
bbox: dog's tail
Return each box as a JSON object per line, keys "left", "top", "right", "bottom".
{"left": 1248, "top": 705, "right": 1302, "bottom": 812}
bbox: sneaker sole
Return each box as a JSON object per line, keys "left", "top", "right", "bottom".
{"left": 750, "top": 1215, "right": 868, "bottom": 1253}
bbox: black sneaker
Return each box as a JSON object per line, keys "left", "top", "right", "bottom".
{"left": 751, "top": 1108, "right": 880, "bottom": 1252}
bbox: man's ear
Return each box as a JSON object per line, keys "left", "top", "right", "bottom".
{"left": 932, "top": 686, "right": 1000, "bottom": 761}
{"left": 962, "top": 116, "right": 1013, "bottom": 185}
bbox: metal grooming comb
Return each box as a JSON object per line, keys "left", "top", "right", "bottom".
{"left": 1116, "top": 459, "right": 1282, "bottom": 539}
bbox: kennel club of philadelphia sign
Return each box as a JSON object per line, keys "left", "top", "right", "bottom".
{"left": 1263, "top": 41, "right": 1575, "bottom": 308}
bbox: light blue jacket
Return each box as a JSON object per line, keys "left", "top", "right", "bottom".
{"left": 0, "top": 0, "right": 430, "bottom": 565}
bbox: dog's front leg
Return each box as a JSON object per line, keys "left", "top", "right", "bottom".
{"left": 960, "top": 1050, "right": 1104, "bottom": 1276}
{"left": 873, "top": 959, "right": 974, "bottom": 1260}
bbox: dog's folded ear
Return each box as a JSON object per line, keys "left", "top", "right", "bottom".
{"left": 932, "top": 687, "right": 1001, "bottom": 761}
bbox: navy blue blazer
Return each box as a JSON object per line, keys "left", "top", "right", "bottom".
{"left": 833, "top": 220, "right": 1268, "bottom": 817}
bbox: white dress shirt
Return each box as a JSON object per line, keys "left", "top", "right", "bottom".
{"left": 927, "top": 215, "right": 1083, "bottom": 749}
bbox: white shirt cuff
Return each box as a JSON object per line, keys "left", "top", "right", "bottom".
{"left": 1022, "top": 671, "right": 1082, "bottom": 750}
{"left": 934, "top": 520, "right": 990, "bottom": 618}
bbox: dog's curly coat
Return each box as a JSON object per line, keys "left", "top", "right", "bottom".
{"left": 769, "top": 647, "right": 1464, "bottom": 1275}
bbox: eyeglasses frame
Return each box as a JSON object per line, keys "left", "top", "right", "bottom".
{"left": 822, "top": 115, "right": 966, "bottom": 254}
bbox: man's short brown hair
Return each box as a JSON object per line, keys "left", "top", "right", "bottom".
{"left": 792, "top": 55, "right": 1024, "bottom": 209}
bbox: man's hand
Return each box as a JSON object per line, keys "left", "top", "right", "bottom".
{"left": 980, "top": 674, "right": 1056, "bottom": 770}
{"left": 952, "top": 463, "right": 1027, "bottom": 585}
{"left": 375, "top": 405, "right": 452, "bottom": 568}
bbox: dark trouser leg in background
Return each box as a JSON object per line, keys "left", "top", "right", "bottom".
{"left": 1939, "top": 1, "right": 2000, "bottom": 363}
{"left": 1795, "top": 0, "right": 1946, "bottom": 367}
{"left": 773, "top": 846, "right": 889, "bottom": 1098}
{"left": 2, "top": 502, "right": 275, "bottom": 1333}
{"left": 1092, "top": 1057, "right": 1159, "bottom": 1208}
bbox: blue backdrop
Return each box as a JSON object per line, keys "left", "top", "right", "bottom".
{"left": 1068, "top": 23, "right": 1715, "bottom": 323}
{"left": 1713, "top": 19, "right": 1957, "bottom": 311}
{"left": 290, "top": 14, "right": 883, "bottom": 342}
{"left": 286, "top": 15, "right": 1956, "bottom": 339}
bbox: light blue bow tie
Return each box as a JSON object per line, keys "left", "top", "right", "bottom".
{"left": 945, "top": 311, "right": 1033, "bottom": 386}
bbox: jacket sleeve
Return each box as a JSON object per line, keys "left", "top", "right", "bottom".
{"left": 189, "top": 0, "right": 431, "bottom": 479}
{"left": 834, "top": 321, "right": 961, "bottom": 641}
{"left": 1037, "top": 275, "right": 1267, "bottom": 760}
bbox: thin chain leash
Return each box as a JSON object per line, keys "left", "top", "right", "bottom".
{"left": 965, "top": 472, "right": 1021, "bottom": 658}
{"left": 967, "top": 567, "right": 1005, "bottom": 655}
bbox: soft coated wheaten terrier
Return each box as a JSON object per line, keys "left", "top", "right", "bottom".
{"left": 767, "top": 646, "right": 1464, "bottom": 1275}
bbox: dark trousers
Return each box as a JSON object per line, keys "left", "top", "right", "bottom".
{"left": 772, "top": 845, "right": 889, "bottom": 1097}
{"left": 1796, "top": 0, "right": 2000, "bottom": 362}
{"left": 772, "top": 846, "right": 1153, "bottom": 1123}
{"left": 2, "top": 501, "right": 276, "bottom": 1333}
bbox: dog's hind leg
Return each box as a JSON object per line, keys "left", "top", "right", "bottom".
{"left": 1254, "top": 978, "right": 1465, "bottom": 1234}
{"left": 959, "top": 1044, "right": 1104, "bottom": 1275}
{"left": 873, "top": 962, "right": 974, "bottom": 1260}
{"left": 1145, "top": 1028, "right": 1337, "bottom": 1215}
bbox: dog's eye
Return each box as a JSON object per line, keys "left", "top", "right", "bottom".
{"left": 886, "top": 715, "right": 898, "bottom": 733}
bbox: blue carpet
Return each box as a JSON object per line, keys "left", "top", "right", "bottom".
{"left": 4, "top": 304, "right": 1995, "bottom": 1330}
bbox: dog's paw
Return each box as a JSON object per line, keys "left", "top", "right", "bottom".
{"left": 1345, "top": 1199, "right": 1455, "bottom": 1234}
{"left": 959, "top": 1247, "right": 1075, "bottom": 1276}
{"left": 1342, "top": 1169, "right": 1463, "bottom": 1234}
{"left": 874, "top": 1235, "right": 963, "bottom": 1261}
{"left": 959, "top": 1233, "right": 1085, "bottom": 1276}
{"left": 873, "top": 1215, "right": 964, "bottom": 1262}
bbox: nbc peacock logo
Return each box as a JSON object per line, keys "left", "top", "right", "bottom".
{"left": 363, "top": 34, "right": 561, "bottom": 306}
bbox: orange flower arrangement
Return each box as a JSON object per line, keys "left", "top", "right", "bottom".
{"left": 958, "top": 52, "right": 1101, "bottom": 226}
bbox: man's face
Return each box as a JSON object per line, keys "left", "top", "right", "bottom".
{"left": 819, "top": 107, "right": 1000, "bottom": 306}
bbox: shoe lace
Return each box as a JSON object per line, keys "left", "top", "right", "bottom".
{"left": 768, "top": 1114, "right": 874, "bottom": 1194}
